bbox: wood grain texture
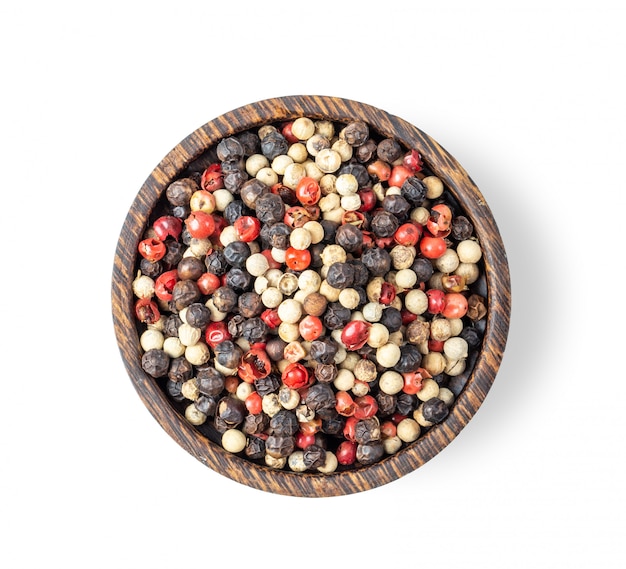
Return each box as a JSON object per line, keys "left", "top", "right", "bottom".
{"left": 111, "top": 95, "right": 511, "bottom": 497}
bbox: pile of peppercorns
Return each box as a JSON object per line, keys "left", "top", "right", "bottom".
{"left": 133, "top": 116, "right": 488, "bottom": 473}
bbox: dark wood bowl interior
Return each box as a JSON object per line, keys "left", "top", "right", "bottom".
{"left": 111, "top": 95, "right": 511, "bottom": 497}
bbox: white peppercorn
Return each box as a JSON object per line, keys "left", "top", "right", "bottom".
{"left": 340, "top": 194, "right": 362, "bottom": 211}
{"left": 219, "top": 225, "right": 239, "bottom": 247}
{"left": 162, "top": 336, "right": 185, "bottom": 358}
{"left": 334, "top": 368, "right": 355, "bottom": 391}
{"left": 416, "top": 378, "right": 440, "bottom": 401}
{"left": 319, "top": 280, "right": 341, "bottom": 302}
{"left": 410, "top": 206, "right": 430, "bottom": 225}
{"left": 317, "top": 451, "right": 337, "bottom": 473}
{"left": 404, "top": 289, "right": 429, "bottom": 315}
{"left": 262, "top": 393, "right": 282, "bottom": 417}
{"left": 246, "top": 252, "right": 270, "bottom": 277}
{"left": 303, "top": 221, "right": 324, "bottom": 244}
{"left": 367, "top": 323, "right": 390, "bottom": 348}
{"left": 438, "top": 387, "right": 455, "bottom": 407}
{"left": 304, "top": 160, "right": 324, "bottom": 181}
{"left": 278, "top": 272, "right": 299, "bottom": 296}
{"left": 222, "top": 429, "right": 247, "bottom": 453}
{"left": 213, "top": 189, "right": 234, "bottom": 211}
{"left": 290, "top": 227, "right": 312, "bottom": 250}
{"left": 413, "top": 405, "right": 434, "bottom": 428}
{"left": 278, "top": 385, "right": 301, "bottom": 409}
{"left": 288, "top": 451, "right": 308, "bottom": 472}
{"left": 271, "top": 247, "right": 287, "bottom": 264}
{"left": 362, "top": 302, "right": 384, "bottom": 322}
{"left": 319, "top": 174, "right": 337, "bottom": 195}
{"left": 133, "top": 273, "right": 155, "bottom": 299}
{"left": 338, "top": 288, "right": 361, "bottom": 310}
{"left": 457, "top": 239, "right": 483, "bottom": 263}
{"left": 422, "top": 352, "right": 446, "bottom": 376}
{"left": 319, "top": 193, "right": 340, "bottom": 212}
{"left": 185, "top": 403, "right": 207, "bottom": 426}
{"left": 395, "top": 268, "right": 418, "bottom": 289}
{"left": 188, "top": 237, "right": 212, "bottom": 257}
{"left": 444, "top": 337, "right": 469, "bottom": 360}
{"left": 322, "top": 206, "right": 346, "bottom": 224}
{"left": 181, "top": 379, "right": 199, "bottom": 401}
{"left": 377, "top": 342, "right": 402, "bottom": 368}
{"left": 335, "top": 173, "right": 358, "bottom": 196}
{"left": 298, "top": 269, "right": 322, "bottom": 293}
{"left": 445, "top": 357, "right": 467, "bottom": 376}
{"left": 278, "top": 322, "right": 300, "bottom": 343}
{"left": 339, "top": 352, "right": 361, "bottom": 371}
{"left": 448, "top": 318, "right": 464, "bottom": 336}
{"left": 397, "top": 418, "right": 421, "bottom": 443}
{"left": 390, "top": 245, "right": 416, "bottom": 270}
{"left": 430, "top": 318, "right": 453, "bottom": 342}
{"left": 282, "top": 162, "right": 307, "bottom": 189}
{"left": 236, "top": 381, "right": 254, "bottom": 402}
{"left": 383, "top": 435, "right": 403, "bottom": 455}
{"left": 379, "top": 370, "right": 404, "bottom": 395}
{"left": 423, "top": 175, "right": 444, "bottom": 199}
{"left": 351, "top": 380, "right": 370, "bottom": 397}
{"left": 455, "top": 262, "right": 480, "bottom": 285}
{"left": 435, "top": 248, "right": 460, "bottom": 273}
{"left": 265, "top": 455, "right": 287, "bottom": 469}
{"left": 316, "top": 148, "right": 342, "bottom": 173}
{"left": 314, "top": 120, "right": 335, "bottom": 139}
{"left": 178, "top": 323, "right": 201, "bottom": 346}
{"left": 271, "top": 154, "right": 294, "bottom": 175}
{"left": 277, "top": 299, "right": 302, "bottom": 324}
{"left": 256, "top": 166, "right": 279, "bottom": 187}
{"left": 184, "top": 342, "right": 211, "bottom": 366}
{"left": 254, "top": 275, "right": 269, "bottom": 294}
{"left": 291, "top": 117, "right": 315, "bottom": 140}
{"left": 261, "top": 287, "right": 283, "bottom": 308}
{"left": 288, "top": 142, "right": 308, "bottom": 163}
{"left": 331, "top": 139, "right": 353, "bottom": 162}
{"left": 140, "top": 329, "right": 164, "bottom": 351}
{"left": 245, "top": 153, "right": 269, "bottom": 176}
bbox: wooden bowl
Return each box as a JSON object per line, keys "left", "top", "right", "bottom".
{"left": 111, "top": 95, "right": 511, "bottom": 497}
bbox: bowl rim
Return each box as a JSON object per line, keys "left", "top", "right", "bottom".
{"left": 111, "top": 95, "right": 511, "bottom": 497}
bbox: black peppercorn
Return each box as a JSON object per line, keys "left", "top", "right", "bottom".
{"left": 451, "top": 215, "right": 474, "bottom": 241}
{"left": 265, "top": 435, "right": 295, "bottom": 459}
{"left": 196, "top": 366, "right": 225, "bottom": 397}
{"left": 171, "top": 280, "right": 201, "bottom": 311}
{"left": 380, "top": 307, "right": 403, "bottom": 333}
{"left": 241, "top": 317, "right": 268, "bottom": 343}
{"left": 266, "top": 222, "right": 292, "bottom": 250}
{"left": 371, "top": 210, "right": 399, "bottom": 238}
{"left": 260, "top": 130, "right": 289, "bottom": 161}
{"left": 309, "top": 242, "right": 325, "bottom": 268}
{"left": 243, "top": 413, "right": 270, "bottom": 436}
{"left": 240, "top": 178, "right": 270, "bottom": 210}
{"left": 225, "top": 267, "right": 253, "bottom": 293}
{"left": 194, "top": 395, "right": 217, "bottom": 417}
{"left": 238, "top": 292, "right": 264, "bottom": 318}
{"left": 394, "top": 344, "right": 423, "bottom": 374}
{"left": 337, "top": 161, "right": 370, "bottom": 188}
{"left": 309, "top": 336, "right": 339, "bottom": 365}
{"left": 168, "top": 356, "right": 193, "bottom": 383}
{"left": 212, "top": 286, "right": 238, "bottom": 313}
{"left": 269, "top": 409, "right": 299, "bottom": 436}
{"left": 205, "top": 250, "right": 229, "bottom": 276}
{"left": 321, "top": 411, "right": 344, "bottom": 435}
{"left": 305, "top": 383, "right": 336, "bottom": 412}
{"left": 224, "top": 200, "right": 251, "bottom": 226}
{"left": 255, "top": 193, "right": 286, "bottom": 225}
{"left": 460, "top": 326, "right": 483, "bottom": 349}
{"left": 162, "top": 314, "right": 183, "bottom": 337}
{"left": 315, "top": 363, "right": 338, "bottom": 383}
{"left": 177, "top": 256, "right": 204, "bottom": 281}
{"left": 165, "top": 379, "right": 185, "bottom": 402}
{"left": 185, "top": 302, "right": 211, "bottom": 330}
{"left": 254, "top": 373, "right": 281, "bottom": 397}
{"left": 334, "top": 223, "right": 363, "bottom": 253}
{"left": 163, "top": 240, "right": 185, "bottom": 268}
{"left": 382, "top": 194, "right": 411, "bottom": 219}
{"left": 354, "top": 418, "right": 381, "bottom": 444}
{"left": 237, "top": 131, "right": 260, "bottom": 157}
{"left": 320, "top": 219, "right": 339, "bottom": 244}
{"left": 341, "top": 121, "right": 369, "bottom": 147}
{"left": 265, "top": 337, "right": 287, "bottom": 362}
{"left": 355, "top": 138, "right": 377, "bottom": 162}
{"left": 377, "top": 138, "right": 403, "bottom": 163}
{"left": 166, "top": 178, "right": 197, "bottom": 207}
{"left": 361, "top": 247, "right": 391, "bottom": 277}
{"left": 217, "top": 395, "right": 246, "bottom": 427}
{"left": 348, "top": 260, "right": 370, "bottom": 287}
{"left": 325, "top": 262, "right": 355, "bottom": 289}
{"left": 422, "top": 397, "right": 449, "bottom": 423}
{"left": 214, "top": 340, "right": 243, "bottom": 369}
{"left": 139, "top": 258, "right": 162, "bottom": 279}
{"left": 303, "top": 444, "right": 327, "bottom": 469}
{"left": 141, "top": 349, "right": 170, "bottom": 378}
{"left": 401, "top": 176, "right": 427, "bottom": 206}
{"left": 245, "top": 435, "right": 266, "bottom": 460}
{"left": 411, "top": 257, "right": 435, "bottom": 283}
{"left": 356, "top": 441, "right": 384, "bottom": 465}
{"left": 223, "top": 241, "right": 251, "bottom": 268}
{"left": 323, "top": 302, "right": 351, "bottom": 330}
{"left": 396, "top": 393, "right": 417, "bottom": 416}
{"left": 216, "top": 136, "right": 244, "bottom": 162}
{"left": 222, "top": 161, "right": 248, "bottom": 192}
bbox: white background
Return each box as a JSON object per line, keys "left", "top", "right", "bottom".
{"left": 1, "top": 1, "right": 624, "bottom": 568}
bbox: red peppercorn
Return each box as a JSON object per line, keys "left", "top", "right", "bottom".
{"left": 402, "top": 149, "right": 422, "bottom": 172}
{"left": 234, "top": 216, "right": 261, "bottom": 242}
{"left": 340, "top": 320, "right": 372, "bottom": 351}
{"left": 388, "top": 164, "right": 413, "bottom": 188}
{"left": 336, "top": 440, "right": 357, "bottom": 465}
{"left": 134, "top": 298, "right": 160, "bottom": 324}
{"left": 343, "top": 416, "right": 359, "bottom": 442}
{"left": 298, "top": 315, "right": 323, "bottom": 341}
{"left": 401, "top": 308, "right": 418, "bottom": 326}
{"left": 196, "top": 272, "right": 221, "bottom": 295}
{"left": 299, "top": 417, "right": 322, "bottom": 435}
{"left": 342, "top": 210, "right": 366, "bottom": 228}
{"left": 419, "top": 233, "right": 447, "bottom": 259}
{"left": 284, "top": 206, "right": 313, "bottom": 228}
{"left": 245, "top": 392, "right": 263, "bottom": 415}
{"left": 426, "top": 204, "right": 453, "bottom": 237}
{"left": 261, "top": 249, "right": 282, "bottom": 270}
{"left": 354, "top": 395, "right": 378, "bottom": 419}
{"left": 335, "top": 391, "right": 356, "bottom": 417}
{"left": 152, "top": 216, "right": 183, "bottom": 241}
{"left": 205, "top": 321, "right": 231, "bottom": 349}
{"left": 281, "top": 362, "right": 310, "bottom": 389}
{"left": 261, "top": 308, "right": 281, "bottom": 329}
{"left": 295, "top": 431, "right": 316, "bottom": 449}
{"left": 281, "top": 121, "right": 300, "bottom": 144}
{"left": 366, "top": 159, "right": 391, "bottom": 182}
{"left": 138, "top": 237, "right": 167, "bottom": 262}
{"left": 185, "top": 210, "right": 215, "bottom": 239}
{"left": 200, "top": 163, "right": 224, "bottom": 192}
{"left": 394, "top": 222, "right": 422, "bottom": 246}
{"left": 238, "top": 348, "right": 271, "bottom": 383}
{"left": 154, "top": 269, "right": 179, "bottom": 301}
{"left": 428, "top": 339, "right": 445, "bottom": 352}
{"left": 295, "top": 176, "right": 321, "bottom": 205}
{"left": 380, "top": 420, "right": 397, "bottom": 438}
{"left": 379, "top": 282, "right": 396, "bottom": 305}
{"left": 426, "top": 289, "right": 447, "bottom": 314}
{"left": 285, "top": 247, "right": 311, "bottom": 271}
{"left": 442, "top": 293, "right": 469, "bottom": 319}
{"left": 358, "top": 188, "right": 377, "bottom": 212}
{"left": 402, "top": 371, "right": 425, "bottom": 395}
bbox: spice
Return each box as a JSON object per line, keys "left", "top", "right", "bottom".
{"left": 132, "top": 114, "right": 487, "bottom": 473}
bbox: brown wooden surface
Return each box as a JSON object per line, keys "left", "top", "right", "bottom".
{"left": 111, "top": 95, "right": 511, "bottom": 497}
